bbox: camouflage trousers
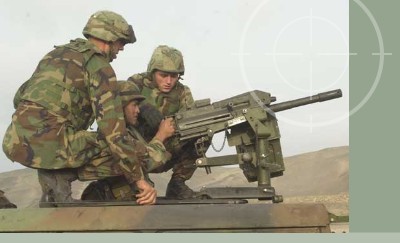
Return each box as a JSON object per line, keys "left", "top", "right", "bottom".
{"left": 81, "top": 176, "right": 145, "bottom": 201}
{"left": 81, "top": 138, "right": 202, "bottom": 201}
{"left": 137, "top": 125, "right": 201, "bottom": 180}
{"left": 152, "top": 137, "right": 200, "bottom": 180}
{"left": 2, "top": 101, "right": 131, "bottom": 180}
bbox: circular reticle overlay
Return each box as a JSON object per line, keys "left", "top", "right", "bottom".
{"left": 237, "top": 0, "right": 384, "bottom": 128}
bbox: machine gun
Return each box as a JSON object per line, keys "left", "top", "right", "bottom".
{"left": 171, "top": 89, "right": 343, "bottom": 202}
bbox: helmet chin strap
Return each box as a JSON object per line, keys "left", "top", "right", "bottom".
{"left": 106, "top": 49, "right": 114, "bottom": 62}
{"left": 106, "top": 42, "right": 118, "bottom": 62}
{"left": 88, "top": 37, "right": 115, "bottom": 63}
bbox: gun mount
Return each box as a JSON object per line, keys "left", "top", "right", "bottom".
{"left": 172, "top": 89, "right": 342, "bottom": 202}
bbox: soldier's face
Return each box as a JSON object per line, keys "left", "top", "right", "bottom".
{"left": 108, "top": 40, "right": 126, "bottom": 61}
{"left": 124, "top": 100, "right": 140, "bottom": 126}
{"left": 154, "top": 71, "right": 179, "bottom": 93}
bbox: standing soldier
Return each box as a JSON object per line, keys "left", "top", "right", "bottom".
{"left": 2, "top": 11, "right": 156, "bottom": 205}
{"left": 128, "top": 45, "right": 203, "bottom": 199}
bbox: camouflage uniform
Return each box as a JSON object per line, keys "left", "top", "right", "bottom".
{"left": 128, "top": 45, "right": 201, "bottom": 199}
{"left": 80, "top": 81, "right": 171, "bottom": 201}
{"left": 80, "top": 125, "right": 171, "bottom": 201}
{"left": 78, "top": 81, "right": 171, "bottom": 181}
{"left": 2, "top": 11, "right": 143, "bottom": 204}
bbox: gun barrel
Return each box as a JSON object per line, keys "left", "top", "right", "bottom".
{"left": 269, "top": 89, "right": 342, "bottom": 112}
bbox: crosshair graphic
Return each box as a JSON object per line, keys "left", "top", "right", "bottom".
{"left": 235, "top": 0, "right": 390, "bottom": 129}
{"left": 267, "top": 9, "right": 349, "bottom": 93}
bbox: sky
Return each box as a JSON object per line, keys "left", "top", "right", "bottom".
{"left": 0, "top": 0, "right": 349, "bottom": 173}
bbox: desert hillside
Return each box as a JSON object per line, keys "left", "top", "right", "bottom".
{"left": 0, "top": 146, "right": 348, "bottom": 216}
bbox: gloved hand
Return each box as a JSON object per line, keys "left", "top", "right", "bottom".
{"left": 139, "top": 103, "right": 164, "bottom": 130}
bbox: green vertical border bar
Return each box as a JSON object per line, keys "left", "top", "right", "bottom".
{"left": 350, "top": 0, "right": 400, "bottom": 232}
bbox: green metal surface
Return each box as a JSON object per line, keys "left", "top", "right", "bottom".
{"left": 0, "top": 203, "right": 331, "bottom": 232}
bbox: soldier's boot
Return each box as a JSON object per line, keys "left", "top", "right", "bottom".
{"left": 165, "top": 177, "right": 195, "bottom": 199}
{"left": 0, "top": 190, "right": 17, "bottom": 209}
{"left": 81, "top": 180, "right": 116, "bottom": 201}
{"left": 37, "top": 168, "right": 78, "bottom": 207}
{"left": 81, "top": 176, "right": 144, "bottom": 202}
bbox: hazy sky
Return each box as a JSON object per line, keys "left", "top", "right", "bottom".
{"left": 0, "top": 0, "right": 349, "bottom": 173}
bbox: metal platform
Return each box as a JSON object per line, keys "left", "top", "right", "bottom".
{"left": 0, "top": 202, "right": 331, "bottom": 232}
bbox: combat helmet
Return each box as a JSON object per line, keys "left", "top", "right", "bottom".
{"left": 117, "top": 81, "right": 145, "bottom": 106}
{"left": 83, "top": 10, "right": 136, "bottom": 44}
{"left": 147, "top": 45, "right": 185, "bottom": 75}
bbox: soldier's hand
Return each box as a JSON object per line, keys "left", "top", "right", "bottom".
{"left": 139, "top": 103, "right": 164, "bottom": 130}
{"left": 135, "top": 179, "right": 157, "bottom": 205}
{"left": 155, "top": 117, "right": 175, "bottom": 142}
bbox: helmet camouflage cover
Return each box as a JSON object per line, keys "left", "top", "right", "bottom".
{"left": 117, "top": 81, "right": 145, "bottom": 106}
{"left": 83, "top": 10, "right": 136, "bottom": 44}
{"left": 147, "top": 45, "right": 185, "bottom": 75}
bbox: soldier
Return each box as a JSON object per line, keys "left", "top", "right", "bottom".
{"left": 79, "top": 81, "right": 176, "bottom": 201}
{"left": 2, "top": 11, "right": 156, "bottom": 205}
{"left": 127, "top": 45, "right": 203, "bottom": 199}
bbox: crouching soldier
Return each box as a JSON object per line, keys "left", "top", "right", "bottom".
{"left": 127, "top": 45, "right": 208, "bottom": 199}
{"left": 80, "top": 81, "right": 175, "bottom": 201}
{"left": 2, "top": 11, "right": 158, "bottom": 206}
